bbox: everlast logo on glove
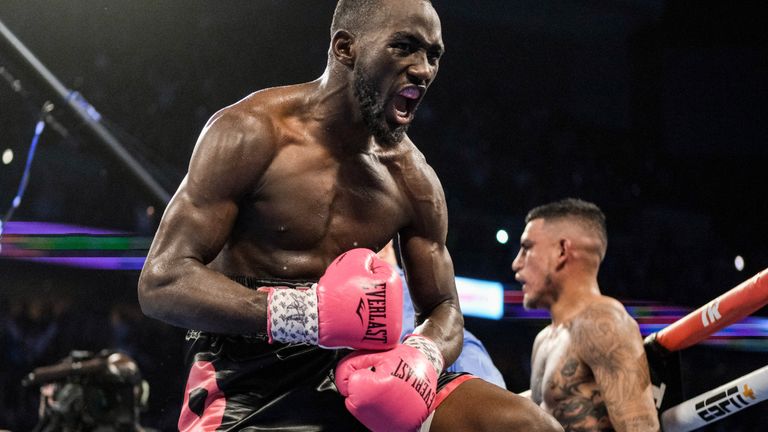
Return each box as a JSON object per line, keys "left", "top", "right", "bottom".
{"left": 356, "top": 283, "right": 389, "bottom": 344}
{"left": 392, "top": 358, "right": 436, "bottom": 410}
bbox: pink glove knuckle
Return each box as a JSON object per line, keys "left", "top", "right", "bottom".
{"left": 334, "top": 345, "right": 438, "bottom": 432}
{"left": 316, "top": 249, "right": 403, "bottom": 349}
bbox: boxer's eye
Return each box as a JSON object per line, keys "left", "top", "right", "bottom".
{"left": 427, "top": 49, "right": 442, "bottom": 65}
{"left": 391, "top": 42, "right": 412, "bottom": 54}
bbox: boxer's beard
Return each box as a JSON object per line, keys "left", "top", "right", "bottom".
{"left": 354, "top": 68, "right": 408, "bottom": 145}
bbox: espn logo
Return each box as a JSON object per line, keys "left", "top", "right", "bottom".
{"left": 695, "top": 384, "right": 756, "bottom": 422}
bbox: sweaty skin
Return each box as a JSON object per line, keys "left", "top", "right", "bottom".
{"left": 138, "top": 0, "right": 464, "bottom": 367}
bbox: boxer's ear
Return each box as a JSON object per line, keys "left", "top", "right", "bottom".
{"left": 332, "top": 30, "right": 356, "bottom": 67}
{"left": 555, "top": 238, "right": 570, "bottom": 270}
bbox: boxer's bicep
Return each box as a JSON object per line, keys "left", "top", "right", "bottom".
{"left": 397, "top": 150, "right": 454, "bottom": 310}
{"left": 139, "top": 109, "right": 276, "bottom": 328}
{"left": 146, "top": 109, "right": 274, "bottom": 273}
{"left": 574, "top": 304, "right": 660, "bottom": 431}
{"left": 398, "top": 166, "right": 456, "bottom": 324}
{"left": 147, "top": 179, "right": 238, "bottom": 273}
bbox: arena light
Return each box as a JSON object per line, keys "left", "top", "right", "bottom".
{"left": 0, "top": 221, "right": 148, "bottom": 270}
{"left": 735, "top": 255, "right": 745, "bottom": 271}
{"left": 495, "top": 229, "right": 509, "bottom": 244}
{"left": 455, "top": 276, "right": 504, "bottom": 320}
{"left": 22, "top": 256, "right": 147, "bottom": 270}
{"left": 2, "top": 148, "right": 12, "bottom": 164}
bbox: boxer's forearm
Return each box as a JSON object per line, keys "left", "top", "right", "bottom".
{"left": 139, "top": 259, "right": 269, "bottom": 333}
{"left": 413, "top": 300, "right": 464, "bottom": 367}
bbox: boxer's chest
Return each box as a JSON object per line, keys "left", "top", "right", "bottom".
{"left": 532, "top": 327, "right": 570, "bottom": 404}
{"left": 243, "top": 148, "right": 409, "bottom": 252}
{"left": 534, "top": 329, "right": 605, "bottom": 425}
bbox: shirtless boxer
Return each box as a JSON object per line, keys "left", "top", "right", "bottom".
{"left": 512, "top": 198, "right": 659, "bottom": 431}
{"left": 138, "top": 0, "right": 559, "bottom": 430}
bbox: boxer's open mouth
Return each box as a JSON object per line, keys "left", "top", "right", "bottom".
{"left": 391, "top": 86, "right": 423, "bottom": 124}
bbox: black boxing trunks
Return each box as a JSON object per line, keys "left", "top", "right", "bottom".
{"left": 178, "top": 276, "right": 474, "bottom": 431}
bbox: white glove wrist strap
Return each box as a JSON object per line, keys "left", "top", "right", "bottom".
{"left": 268, "top": 286, "right": 319, "bottom": 345}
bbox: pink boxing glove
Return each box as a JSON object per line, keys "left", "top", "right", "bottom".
{"left": 334, "top": 335, "right": 445, "bottom": 432}
{"left": 263, "top": 248, "right": 402, "bottom": 350}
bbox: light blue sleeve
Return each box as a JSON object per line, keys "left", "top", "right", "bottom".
{"left": 399, "top": 269, "right": 417, "bottom": 340}
{"left": 447, "top": 330, "right": 507, "bottom": 389}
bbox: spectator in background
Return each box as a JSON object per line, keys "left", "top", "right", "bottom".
{"left": 2, "top": 299, "right": 60, "bottom": 431}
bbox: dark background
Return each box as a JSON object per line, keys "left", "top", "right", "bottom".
{"left": 0, "top": 1, "right": 766, "bottom": 430}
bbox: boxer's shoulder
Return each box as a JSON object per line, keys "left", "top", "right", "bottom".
{"left": 197, "top": 91, "right": 321, "bottom": 173}
{"left": 205, "top": 84, "right": 314, "bottom": 139}
{"left": 570, "top": 297, "right": 643, "bottom": 361}
{"left": 572, "top": 295, "right": 629, "bottom": 325}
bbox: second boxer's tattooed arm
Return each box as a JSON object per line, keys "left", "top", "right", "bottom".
{"left": 572, "top": 303, "right": 660, "bottom": 432}
{"left": 551, "top": 357, "right": 611, "bottom": 432}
